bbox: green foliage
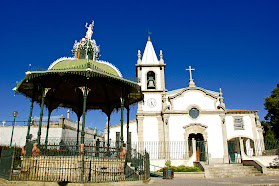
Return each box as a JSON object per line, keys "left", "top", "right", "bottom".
{"left": 157, "top": 165, "right": 203, "bottom": 172}
{"left": 263, "top": 83, "right": 279, "bottom": 139}
{"left": 261, "top": 121, "right": 276, "bottom": 140}
{"left": 165, "top": 160, "right": 171, "bottom": 167}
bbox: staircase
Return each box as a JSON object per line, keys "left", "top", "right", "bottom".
{"left": 205, "top": 164, "right": 262, "bottom": 178}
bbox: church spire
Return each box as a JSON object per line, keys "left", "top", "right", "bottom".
{"left": 141, "top": 36, "right": 159, "bottom": 64}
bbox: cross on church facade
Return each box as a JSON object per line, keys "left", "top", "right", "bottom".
{"left": 186, "top": 66, "right": 195, "bottom": 80}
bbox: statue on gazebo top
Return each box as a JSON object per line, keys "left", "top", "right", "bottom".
{"left": 85, "top": 21, "right": 94, "bottom": 40}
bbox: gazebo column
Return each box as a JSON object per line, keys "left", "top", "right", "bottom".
{"left": 126, "top": 105, "right": 130, "bottom": 160}
{"left": 76, "top": 114, "right": 81, "bottom": 146}
{"left": 37, "top": 88, "right": 50, "bottom": 146}
{"left": 120, "top": 94, "right": 125, "bottom": 147}
{"left": 79, "top": 85, "right": 90, "bottom": 184}
{"left": 107, "top": 114, "right": 111, "bottom": 155}
{"left": 80, "top": 86, "right": 90, "bottom": 144}
{"left": 25, "top": 99, "right": 34, "bottom": 145}
{"left": 44, "top": 109, "right": 52, "bottom": 145}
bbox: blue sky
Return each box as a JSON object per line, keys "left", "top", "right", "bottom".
{"left": 0, "top": 0, "right": 278, "bottom": 132}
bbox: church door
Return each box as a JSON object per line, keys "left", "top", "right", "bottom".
{"left": 188, "top": 133, "right": 207, "bottom": 162}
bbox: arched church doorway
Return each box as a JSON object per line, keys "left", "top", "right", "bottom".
{"left": 227, "top": 138, "right": 241, "bottom": 163}
{"left": 188, "top": 133, "right": 207, "bottom": 161}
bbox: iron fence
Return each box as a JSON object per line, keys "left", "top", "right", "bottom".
{"left": 129, "top": 141, "right": 208, "bottom": 161}
{"left": 245, "top": 139, "right": 279, "bottom": 157}
{"left": 0, "top": 139, "right": 150, "bottom": 183}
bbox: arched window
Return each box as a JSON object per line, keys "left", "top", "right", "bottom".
{"left": 147, "top": 71, "right": 156, "bottom": 89}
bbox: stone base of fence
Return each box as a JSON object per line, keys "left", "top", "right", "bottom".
{"left": 18, "top": 156, "right": 126, "bottom": 182}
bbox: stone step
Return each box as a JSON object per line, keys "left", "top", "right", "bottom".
{"left": 208, "top": 164, "right": 243, "bottom": 167}
{"left": 207, "top": 165, "right": 255, "bottom": 169}
{"left": 207, "top": 167, "right": 258, "bottom": 172}
{"left": 209, "top": 170, "right": 260, "bottom": 174}
{"left": 207, "top": 173, "right": 262, "bottom": 178}
{"left": 205, "top": 163, "right": 262, "bottom": 178}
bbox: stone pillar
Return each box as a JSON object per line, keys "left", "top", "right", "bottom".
{"left": 137, "top": 116, "right": 144, "bottom": 153}
{"left": 192, "top": 138, "right": 197, "bottom": 162}
{"left": 220, "top": 115, "right": 229, "bottom": 163}
{"left": 163, "top": 115, "right": 170, "bottom": 159}
{"left": 157, "top": 116, "right": 165, "bottom": 159}
{"left": 250, "top": 114, "right": 259, "bottom": 155}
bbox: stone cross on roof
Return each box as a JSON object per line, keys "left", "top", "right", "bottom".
{"left": 186, "top": 66, "right": 195, "bottom": 80}
{"left": 186, "top": 66, "right": 196, "bottom": 87}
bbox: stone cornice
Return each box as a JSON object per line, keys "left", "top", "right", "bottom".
{"left": 163, "top": 110, "right": 226, "bottom": 115}
{"left": 136, "top": 111, "right": 161, "bottom": 116}
{"left": 136, "top": 64, "right": 166, "bottom": 68}
{"left": 142, "top": 90, "right": 165, "bottom": 93}
{"left": 168, "top": 87, "right": 218, "bottom": 101}
{"left": 183, "top": 123, "right": 208, "bottom": 129}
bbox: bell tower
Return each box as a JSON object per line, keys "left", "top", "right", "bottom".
{"left": 136, "top": 36, "right": 167, "bottom": 145}
{"left": 136, "top": 36, "right": 166, "bottom": 92}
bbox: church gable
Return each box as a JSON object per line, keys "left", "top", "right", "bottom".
{"left": 167, "top": 87, "right": 219, "bottom": 111}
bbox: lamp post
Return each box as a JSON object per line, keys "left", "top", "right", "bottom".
{"left": 10, "top": 111, "right": 18, "bottom": 148}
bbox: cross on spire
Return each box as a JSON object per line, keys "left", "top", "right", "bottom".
{"left": 186, "top": 66, "right": 196, "bottom": 87}
{"left": 186, "top": 66, "right": 195, "bottom": 80}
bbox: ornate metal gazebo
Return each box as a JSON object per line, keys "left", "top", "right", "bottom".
{"left": 14, "top": 21, "right": 143, "bottom": 148}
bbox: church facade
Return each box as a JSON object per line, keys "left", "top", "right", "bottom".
{"left": 107, "top": 37, "right": 264, "bottom": 167}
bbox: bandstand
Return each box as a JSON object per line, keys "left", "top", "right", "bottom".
{"left": 2, "top": 21, "right": 149, "bottom": 183}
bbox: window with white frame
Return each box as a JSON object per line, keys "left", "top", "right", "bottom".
{"left": 234, "top": 117, "right": 244, "bottom": 129}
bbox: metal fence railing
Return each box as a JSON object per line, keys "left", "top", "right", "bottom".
{"left": 244, "top": 139, "right": 279, "bottom": 157}
{"left": 128, "top": 141, "right": 207, "bottom": 161}
{"left": 0, "top": 138, "right": 150, "bottom": 183}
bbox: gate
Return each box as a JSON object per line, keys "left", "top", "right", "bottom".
{"left": 0, "top": 147, "right": 15, "bottom": 179}
{"left": 196, "top": 141, "right": 208, "bottom": 163}
{"left": 228, "top": 139, "right": 242, "bottom": 163}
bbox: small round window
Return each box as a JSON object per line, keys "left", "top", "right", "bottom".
{"left": 189, "top": 108, "right": 199, "bottom": 119}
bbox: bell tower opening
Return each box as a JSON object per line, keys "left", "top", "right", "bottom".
{"left": 147, "top": 71, "right": 156, "bottom": 89}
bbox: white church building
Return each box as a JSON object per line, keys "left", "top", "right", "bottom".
{"left": 106, "top": 36, "right": 265, "bottom": 168}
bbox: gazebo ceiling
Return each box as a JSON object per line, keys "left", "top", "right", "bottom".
{"left": 15, "top": 66, "right": 143, "bottom": 115}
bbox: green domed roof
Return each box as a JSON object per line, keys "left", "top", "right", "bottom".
{"left": 48, "top": 58, "right": 122, "bottom": 77}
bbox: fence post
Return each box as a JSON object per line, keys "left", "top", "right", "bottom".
{"left": 144, "top": 151, "right": 147, "bottom": 180}
{"left": 80, "top": 144, "right": 85, "bottom": 184}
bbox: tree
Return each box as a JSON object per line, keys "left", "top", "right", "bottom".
{"left": 264, "top": 83, "right": 279, "bottom": 139}
{"left": 261, "top": 120, "right": 275, "bottom": 140}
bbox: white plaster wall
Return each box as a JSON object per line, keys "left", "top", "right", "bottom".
{"left": 108, "top": 121, "right": 138, "bottom": 143}
{"left": 142, "top": 93, "right": 162, "bottom": 112}
{"left": 0, "top": 126, "right": 63, "bottom": 147}
{"left": 168, "top": 114, "right": 224, "bottom": 159}
{"left": 143, "top": 117, "right": 158, "bottom": 142}
{"left": 226, "top": 115, "right": 254, "bottom": 140}
{"left": 172, "top": 91, "right": 216, "bottom": 110}
{"left": 62, "top": 128, "right": 95, "bottom": 140}
{"left": 141, "top": 67, "right": 161, "bottom": 90}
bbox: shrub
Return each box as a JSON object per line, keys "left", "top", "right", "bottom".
{"left": 157, "top": 165, "right": 203, "bottom": 172}
{"left": 165, "top": 160, "right": 171, "bottom": 167}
